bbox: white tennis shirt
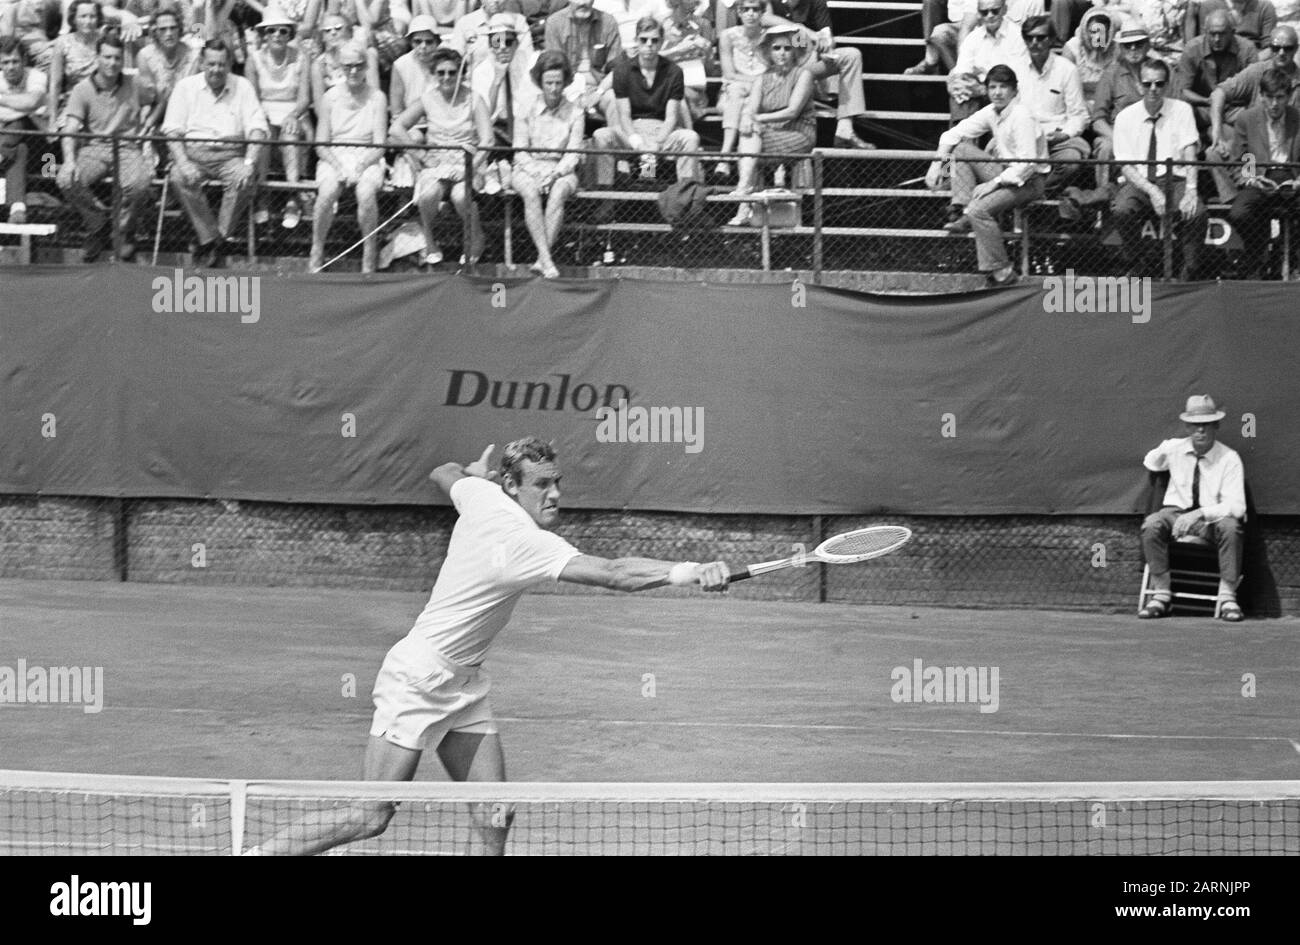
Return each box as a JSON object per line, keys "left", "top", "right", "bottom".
{"left": 404, "top": 477, "right": 582, "bottom": 667}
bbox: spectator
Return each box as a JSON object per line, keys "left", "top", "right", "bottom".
{"left": 1018, "top": 16, "right": 1089, "bottom": 191}
{"left": 246, "top": 4, "right": 312, "bottom": 228}
{"left": 353, "top": 0, "right": 413, "bottom": 68}
{"left": 1178, "top": 7, "right": 1256, "bottom": 133}
{"left": 388, "top": 11, "right": 440, "bottom": 117}
{"left": 47, "top": 0, "right": 101, "bottom": 129}
{"left": 163, "top": 39, "right": 268, "bottom": 267}
{"left": 715, "top": 0, "right": 765, "bottom": 178}
{"left": 452, "top": 0, "right": 531, "bottom": 67}
{"left": 906, "top": 0, "right": 974, "bottom": 75}
{"left": 4, "top": 1, "right": 57, "bottom": 71}
{"left": 1138, "top": 394, "right": 1246, "bottom": 623}
{"left": 1197, "top": 0, "right": 1277, "bottom": 51}
{"left": 0, "top": 35, "right": 45, "bottom": 224}
{"left": 925, "top": 62, "right": 1046, "bottom": 286}
{"left": 1134, "top": 0, "right": 1194, "bottom": 64}
{"left": 137, "top": 6, "right": 198, "bottom": 141}
{"left": 727, "top": 23, "right": 813, "bottom": 224}
{"left": 411, "top": 0, "right": 466, "bottom": 34}
{"left": 1227, "top": 66, "right": 1300, "bottom": 277}
{"left": 763, "top": 0, "right": 873, "bottom": 148}
{"left": 310, "top": 13, "right": 381, "bottom": 109}
{"left": 309, "top": 39, "right": 386, "bottom": 271}
{"left": 544, "top": 0, "right": 620, "bottom": 109}
{"left": 1110, "top": 56, "right": 1205, "bottom": 278}
{"left": 596, "top": 0, "right": 668, "bottom": 57}
{"left": 57, "top": 35, "right": 149, "bottom": 260}
{"left": 1081, "top": 25, "right": 1150, "bottom": 196}
{"left": 1061, "top": 8, "right": 1119, "bottom": 111}
{"left": 511, "top": 47, "right": 582, "bottom": 278}
{"left": 390, "top": 46, "right": 490, "bottom": 266}
{"left": 1208, "top": 24, "right": 1299, "bottom": 157}
{"left": 947, "top": 0, "right": 1030, "bottom": 122}
{"left": 659, "top": 0, "right": 714, "bottom": 121}
{"left": 591, "top": 16, "right": 700, "bottom": 185}
{"left": 471, "top": 13, "right": 534, "bottom": 193}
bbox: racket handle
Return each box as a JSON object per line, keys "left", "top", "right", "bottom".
{"left": 726, "top": 567, "right": 756, "bottom": 584}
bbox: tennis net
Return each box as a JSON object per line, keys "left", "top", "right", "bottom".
{"left": 2, "top": 771, "right": 1297, "bottom": 855}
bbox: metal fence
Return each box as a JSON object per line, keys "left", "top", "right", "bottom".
{"left": 5, "top": 128, "right": 1297, "bottom": 280}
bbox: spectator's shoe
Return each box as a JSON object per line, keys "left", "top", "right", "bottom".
{"left": 282, "top": 199, "right": 302, "bottom": 230}
{"left": 987, "top": 267, "right": 1018, "bottom": 286}
{"left": 7, "top": 201, "right": 26, "bottom": 225}
{"left": 903, "top": 60, "right": 938, "bottom": 76}
{"left": 943, "top": 214, "right": 972, "bottom": 234}
{"left": 1057, "top": 189, "right": 1082, "bottom": 222}
{"left": 1066, "top": 185, "right": 1111, "bottom": 208}
{"left": 1137, "top": 598, "right": 1171, "bottom": 619}
{"left": 726, "top": 204, "right": 753, "bottom": 226}
{"left": 82, "top": 224, "right": 112, "bottom": 263}
{"left": 616, "top": 160, "right": 632, "bottom": 177}
{"left": 713, "top": 162, "right": 731, "bottom": 181}
{"left": 833, "top": 134, "right": 876, "bottom": 151}
{"left": 1219, "top": 600, "right": 1244, "bottom": 622}
{"left": 943, "top": 204, "right": 963, "bottom": 225}
{"left": 423, "top": 243, "right": 444, "bottom": 267}
{"left": 117, "top": 240, "right": 137, "bottom": 263}
{"left": 253, "top": 204, "right": 271, "bottom": 225}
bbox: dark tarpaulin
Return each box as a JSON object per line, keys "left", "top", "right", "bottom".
{"left": 0, "top": 266, "right": 1294, "bottom": 514}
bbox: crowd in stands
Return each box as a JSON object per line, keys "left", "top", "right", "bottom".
{"left": 915, "top": 0, "right": 1300, "bottom": 280}
{"left": 0, "top": 0, "right": 1297, "bottom": 278}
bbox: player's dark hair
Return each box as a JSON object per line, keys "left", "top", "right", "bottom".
{"left": 499, "top": 437, "right": 557, "bottom": 487}
{"left": 985, "top": 63, "right": 1018, "bottom": 89}
{"left": 68, "top": 0, "right": 104, "bottom": 29}
{"left": 202, "top": 38, "right": 233, "bottom": 61}
{"left": 98, "top": 35, "right": 125, "bottom": 54}
{"left": 429, "top": 46, "right": 463, "bottom": 71}
{"left": 1260, "top": 67, "right": 1292, "bottom": 97}
{"left": 531, "top": 49, "right": 573, "bottom": 88}
{"left": 635, "top": 16, "right": 663, "bottom": 39}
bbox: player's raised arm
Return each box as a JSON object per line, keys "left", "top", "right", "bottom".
{"left": 430, "top": 444, "right": 500, "bottom": 495}
{"left": 559, "top": 556, "right": 731, "bottom": 593}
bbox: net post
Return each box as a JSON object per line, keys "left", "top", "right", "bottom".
{"left": 230, "top": 779, "right": 248, "bottom": 855}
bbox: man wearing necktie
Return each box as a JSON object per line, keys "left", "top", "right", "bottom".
{"left": 1139, "top": 395, "right": 1247, "bottom": 622}
{"left": 473, "top": 15, "right": 538, "bottom": 194}
{"left": 1110, "top": 58, "right": 1206, "bottom": 279}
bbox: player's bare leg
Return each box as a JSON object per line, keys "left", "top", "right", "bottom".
{"left": 251, "top": 736, "right": 421, "bottom": 855}
{"left": 437, "top": 730, "right": 510, "bottom": 856}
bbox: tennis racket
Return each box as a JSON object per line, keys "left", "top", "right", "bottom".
{"left": 727, "top": 525, "right": 912, "bottom": 583}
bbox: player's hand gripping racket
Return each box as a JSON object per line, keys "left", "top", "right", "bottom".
{"left": 728, "top": 525, "right": 912, "bottom": 583}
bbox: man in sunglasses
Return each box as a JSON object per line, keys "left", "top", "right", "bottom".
{"left": 1017, "top": 17, "right": 1088, "bottom": 191}
{"left": 472, "top": 15, "right": 537, "bottom": 193}
{"left": 1226, "top": 66, "right": 1300, "bottom": 278}
{"left": 947, "top": 0, "right": 1030, "bottom": 122}
{"left": 453, "top": 0, "right": 534, "bottom": 68}
{"left": 1111, "top": 57, "right": 1206, "bottom": 279}
{"left": 1073, "top": 25, "right": 1152, "bottom": 202}
{"left": 1209, "top": 25, "right": 1300, "bottom": 161}
{"left": 592, "top": 16, "right": 701, "bottom": 185}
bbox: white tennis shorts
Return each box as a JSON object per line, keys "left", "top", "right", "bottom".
{"left": 369, "top": 637, "right": 497, "bottom": 750}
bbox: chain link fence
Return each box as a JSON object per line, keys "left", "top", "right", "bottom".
{"left": 6, "top": 128, "right": 1296, "bottom": 280}
{"left": 2, "top": 493, "right": 1297, "bottom": 614}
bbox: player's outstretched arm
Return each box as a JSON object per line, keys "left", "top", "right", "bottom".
{"left": 430, "top": 444, "right": 500, "bottom": 496}
{"left": 559, "top": 556, "right": 730, "bottom": 593}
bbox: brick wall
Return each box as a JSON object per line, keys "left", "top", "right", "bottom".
{"left": 2, "top": 495, "right": 1297, "bottom": 615}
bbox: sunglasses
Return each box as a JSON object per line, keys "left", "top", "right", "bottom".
{"left": 1271, "top": 43, "right": 1299, "bottom": 52}
{"left": 976, "top": 7, "right": 1004, "bottom": 16}
{"left": 769, "top": 43, "right": 793, "bottom": 51}
{"left": 489, "top": 36, "right": 517, "bottom": 47}
{"left": 342, "top": 62, "right": 366, "bottom": 71}
{"left": 1025, "top": 34, "right": 1051, "bottom": 43}
{"left": 1139, "top": 80, "right": 1166, "bottom": 88}
{"left": 636, "top": 36, "right": 662, "bottom": 44}
{"left": 411, "top": 37, "right": 438, "bottom": 46}
{"left": 433, "top": 67, "right": 460, "bottom": 76}
{"left": 265, "top": 26, "right": 292, "bottom": 36}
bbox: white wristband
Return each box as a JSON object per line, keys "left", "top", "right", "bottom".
{"left": 667, "top": 562, "right": 700, "bottom": 586}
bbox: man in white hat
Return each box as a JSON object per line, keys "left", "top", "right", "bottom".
{"left": 452, "top": 0, "right": 534, "bottom": 67}
{"left": 1139, "top": 394, "right": 1246, "bottom": 622}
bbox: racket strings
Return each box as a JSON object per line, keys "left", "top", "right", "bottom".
{"left": 819, "top": 526, "right": 911, "bottom": 560}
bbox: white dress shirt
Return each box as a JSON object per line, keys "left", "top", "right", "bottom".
{"left": 1113, "top": 96, "right": 1199, "bottom": 180}
{"left": 1144, "top": 437, "right": 1246, "bottom": 522}
{"left": 937, "top": 95, "right": 1049, "bottom": 184}
{"left": 952, "top": 19, "right": 1031, "bottom": 85}
{"left": 1020, "top": 52, "right": 1089, "bottom": 138}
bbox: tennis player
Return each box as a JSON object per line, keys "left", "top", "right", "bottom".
{"left": 251, "top": 437, "right": 729, "bottom": 855}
